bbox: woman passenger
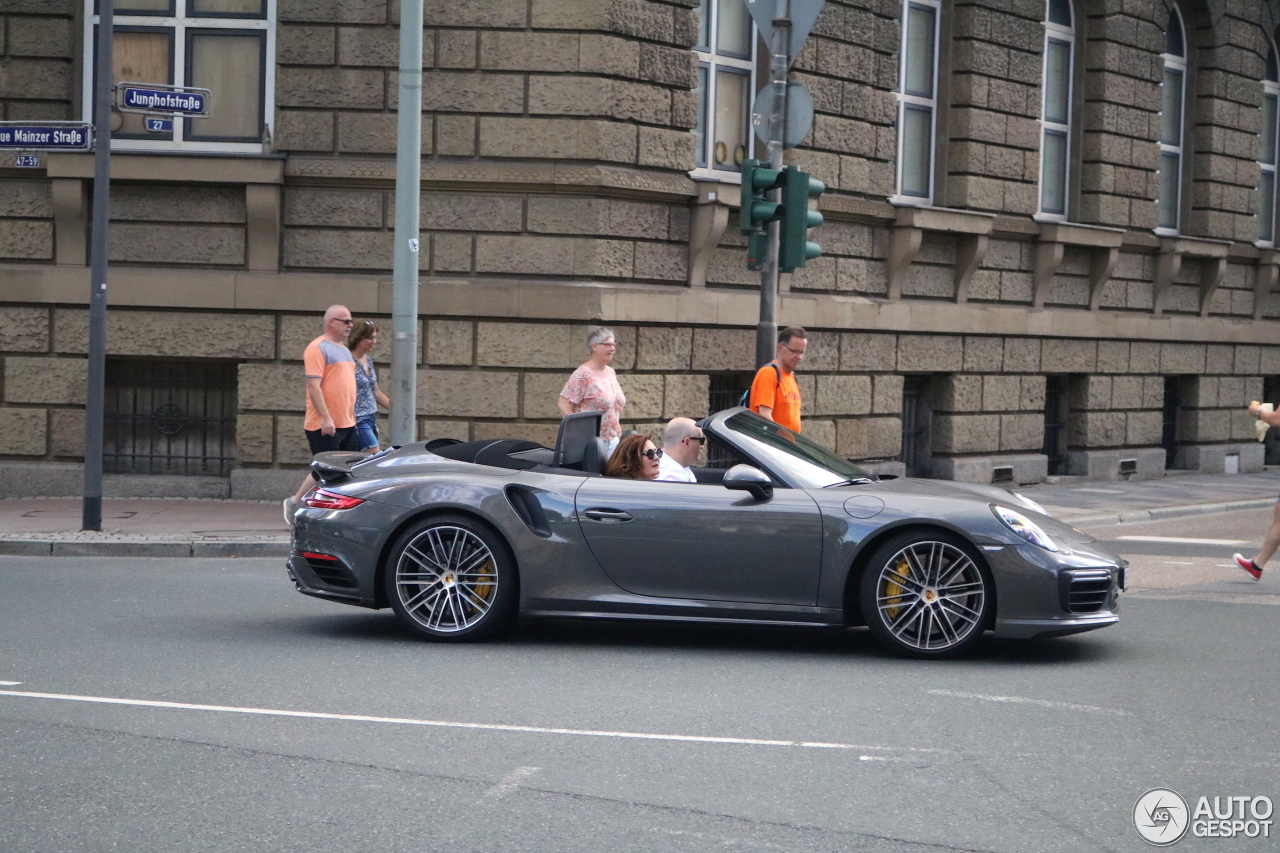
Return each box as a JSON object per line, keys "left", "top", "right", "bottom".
{"left": 602, "top": 433, "right": 661, "bottom": 480}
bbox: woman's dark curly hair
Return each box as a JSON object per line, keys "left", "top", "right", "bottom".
{"left": 602, "top": 433, "right": 651, "bottom": 479}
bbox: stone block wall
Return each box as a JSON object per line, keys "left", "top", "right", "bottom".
{"left": 282, "top": 187, "right": 691, "bottom": 282}
{"left": 1065, "top": 373, "right": 1164, "bottom": 451}
{"left": 0, "top": 0, "right": 75, "bottom": 124}
{"left": 4, "top": 306, "right": 1278, "bottom": 483}
{"left": 275, "top": 0, "right": 700, "bottom": 167}
{"left": 788, "top": 0, "right": 900, "bottom": 201}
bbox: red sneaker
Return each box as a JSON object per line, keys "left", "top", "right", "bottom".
{"left": 1233, "top": 554, "right": 1263, "bottom": 580}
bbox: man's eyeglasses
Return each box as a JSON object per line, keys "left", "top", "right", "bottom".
{"left": 780, "top": 343, "right": 806, "bottom": 355}
{"left": 642, "top": 448, "right": 664, "bottom": 460}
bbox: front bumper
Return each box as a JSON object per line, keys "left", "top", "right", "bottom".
{"left": 993, "top": 613, "right": 1119, "bottom": 639}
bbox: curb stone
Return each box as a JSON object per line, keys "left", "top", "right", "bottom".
{"left": 0, "top": 540, "right": 290, "bottom": 558}
{"left": 1060, "top": 497, "right": 1277, "bottom": 529}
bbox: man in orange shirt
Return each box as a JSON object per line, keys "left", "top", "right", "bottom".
{"left": 748, "top": 326, "right": 806, "bottom": 434}
{"left": 286, "top": 305, "right": 359, "bottom": 520}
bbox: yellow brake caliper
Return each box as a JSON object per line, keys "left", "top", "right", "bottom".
{"left": 884, "top": 556, "right": 909, "bottom": 619}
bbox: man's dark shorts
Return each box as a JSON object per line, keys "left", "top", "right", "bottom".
{"left": 305, "top": 426, "right": 361, "bottom": 455}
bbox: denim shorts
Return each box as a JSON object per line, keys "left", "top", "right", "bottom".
{"left": 355, "top": 414, "right": 379, "bottom": 450}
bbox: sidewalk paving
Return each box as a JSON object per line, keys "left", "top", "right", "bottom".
{"left": 0, "top": 497, "right": 289, "bottom": 557}
{"left": 0, "top": 469, "right": 1277, "bottom": 557}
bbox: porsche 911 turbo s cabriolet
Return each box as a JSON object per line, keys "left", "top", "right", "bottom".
{"left": 288, "top": 408, "right": 1125, "bottom": 658}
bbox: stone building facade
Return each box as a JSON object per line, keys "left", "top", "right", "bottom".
{"left": 2, "top": 0, "right": 1280, "bottom": 496}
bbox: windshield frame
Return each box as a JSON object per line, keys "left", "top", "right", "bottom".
{"left": 706, "top": 409, "right": 874, "bottom": 490}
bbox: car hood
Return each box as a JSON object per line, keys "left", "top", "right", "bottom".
{"left": 843, "top": 477, "right": 1097, "bottom": 545}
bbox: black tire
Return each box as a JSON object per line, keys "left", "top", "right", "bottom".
{"left": 385, "top": 513, "right": 517, "bottom": 642}
{"left": 858, "top": 530, "right": 992, "bottom": 658}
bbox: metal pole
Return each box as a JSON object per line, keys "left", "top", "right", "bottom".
{"left": 389, "top": 0, "right": 423, "bottom": 446}
{"left": 755, "top": 0, "right": 790, "bottom": 369}
{"left": 82, "top": 0, "right": 113, "bottom": 531}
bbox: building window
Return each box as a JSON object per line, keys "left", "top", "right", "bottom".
{"left": 1259, "top": 43, "right": 1279, "bottom": 246}
{"left": 1038, "top": 0, "right": 1074, "bottom": 218}
{"left": 893, "top": 0, "right": 940, "bottom": 203}
{"left": 1156, "top": 4, "right": 1187, "bottom": 234}
{"left": 83, "top": 0, "right": 276, "bottom": 153}
{"left": 693, "top": 0, "right": 756, "bottom": 178}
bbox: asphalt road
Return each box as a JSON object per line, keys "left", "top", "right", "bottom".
{"left": 1, "top": 544, "right": 1276, "bottom": 852}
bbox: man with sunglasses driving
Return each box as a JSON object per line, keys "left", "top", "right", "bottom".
{"left": 748, "top": 326, "right": 807, "bottom": 434}
{"left": 656, "top": 417, "right": 705, "bottom": 483}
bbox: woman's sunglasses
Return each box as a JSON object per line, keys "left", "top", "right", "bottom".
{"left": 642, "top": 448, "right": 664, "bottom": 460}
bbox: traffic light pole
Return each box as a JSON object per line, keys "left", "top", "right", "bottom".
{"left": 389, "top": 0, "right": 423, "bottom": 447}
{"left": 82, "top": 0, "right": 112, "bottom": 531}
{"left": 755, "top": 1, "right": 790, "bottom": 369}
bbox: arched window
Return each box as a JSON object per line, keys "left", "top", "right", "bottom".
{"left": 1157, "top": 4, "right": 1187, "bottom": 234}
{"left": 692, "top": 0, "right": 756, "bottom": 176}
{"left": 1259, "top": 42, "right": 1279, "bottom": 245}
{"left": 1039, "top": 0, "right": 1075, "bottom": 218}
{"left": 893, "top": 0, "right": 941, "bottom": 203}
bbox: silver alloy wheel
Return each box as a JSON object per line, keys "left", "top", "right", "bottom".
{"left": 873, "top": 540, "right": 986, "bottom": 651}
{"left": 395, "top": 525, "right": 499, "bottom": 634}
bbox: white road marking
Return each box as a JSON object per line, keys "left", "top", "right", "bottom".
{"left": 928, "top": 689, "right": 1129, "bottom": 717}
{"left": 1157, "top": 561, "right": 1195, "bottom": 565}
{"left": 0, "top": 689, "right": 942, "bottom": 753}
{"left": 1117, "top": 535, "right": 1250, "bottom": 546}
{"left": 484, "top": 766, "right": 540, "bottom": 800}
{"left": 1070, "top": 487, "right": 1126, "bottom": 494}
{"left": 0, "top": 681, "right": 21, "bottom": 686}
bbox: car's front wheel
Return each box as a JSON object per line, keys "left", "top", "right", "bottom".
{"left": 859, "top": 531, "right": 991, "bottom": 658}
{"left": 385, "top": 514, "right": 516, "bottom": 641}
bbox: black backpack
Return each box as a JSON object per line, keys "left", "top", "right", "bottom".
{"left": 738, "top": 363, "right": 781, "bottom": 409}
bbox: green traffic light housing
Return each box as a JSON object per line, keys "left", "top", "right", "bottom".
{"left": 740, "top": 158, "right": 786, "bottom": 239}
{"left": 778, "top": 166, "right": 825, "bottom": 272}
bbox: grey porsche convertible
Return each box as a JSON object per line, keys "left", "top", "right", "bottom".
{"left": 288, "top": 408, "right": 1125, "bottom": 658}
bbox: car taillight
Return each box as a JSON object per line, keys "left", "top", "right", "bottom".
{"left": 303, "top": 488, "right": 364, "bottom": 510}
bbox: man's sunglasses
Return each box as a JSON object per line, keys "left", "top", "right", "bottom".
{"left": 686, "top": 435, "right": 706, "bottom": 444}
{"left": 642, "top": 448, "right": 664, "bottom": 460}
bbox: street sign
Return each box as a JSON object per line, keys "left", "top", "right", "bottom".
{"left": 751, "top": 79, "right": 814, "bottom": 148}
{"left": 116, "top": 83, "right": 211, "bottom": 117}
{"left": 14, "top": 155, "right": 40, "bottom": 167}
{"left": 0, "top": 122, "right": 93, "bottom": 151}
{"left": 744, "top": 0, "right": 826, "bottom": 61}
{"left": 145, "top": 118, "right": 173, "bottom": 133}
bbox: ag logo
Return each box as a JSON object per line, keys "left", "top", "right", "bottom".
{"left": 1134, "top": 788, "right": 1190, "bottom": 846}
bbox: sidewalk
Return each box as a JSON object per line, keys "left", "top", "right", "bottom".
{"left": 0, "top": 497, "right": 289, "bottom": 557}
{"left": 0, "top": 470, "right": 1277, "bottom": 557}
{"left": 1016, "top": 469, "right": 1280, "bottom": 525}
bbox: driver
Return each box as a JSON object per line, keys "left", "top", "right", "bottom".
{"left": 656, "top": 418, "right": 703, "bottom": 483}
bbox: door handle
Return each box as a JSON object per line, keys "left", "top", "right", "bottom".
{"left": 583, "top": 508, "right": 632, "bottom": 522}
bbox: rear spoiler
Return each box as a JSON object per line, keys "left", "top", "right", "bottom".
{"left": 310, "top": 458, "right": 353, "bottom": 486}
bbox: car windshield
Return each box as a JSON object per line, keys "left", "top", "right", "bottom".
{"left": 721, "top": 412, "right": 872, "bottom": 489}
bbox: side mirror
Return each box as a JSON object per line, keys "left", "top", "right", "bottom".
{"left": 723, "top": 464, "right": 774, "bottom": 501}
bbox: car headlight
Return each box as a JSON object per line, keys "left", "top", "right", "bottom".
{"left": 1012, "top": 492, "right": 1049, "bottom": 516}
{"left": 994, "top": 506, "right": 1058, "bottom": 551}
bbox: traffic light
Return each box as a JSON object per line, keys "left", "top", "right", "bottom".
{"left": 740, "top": 158, "right": 784, "bottom": 271}
{"left": 778, "top": 166, "right": 825, "bottom": 272}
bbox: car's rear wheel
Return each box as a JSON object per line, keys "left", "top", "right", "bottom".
{"left": 859, "top": 531, "right": 991, "bottom": 658}
{"left": 385, "top": 514, "right": 516, "bottom": 641}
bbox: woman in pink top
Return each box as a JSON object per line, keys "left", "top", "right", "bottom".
{"left": 558, "top": 326, "right": 627, "bottom": 453}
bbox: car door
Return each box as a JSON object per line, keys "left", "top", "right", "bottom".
{"left": 574, "top": 478, "right": 823, "bottom": 605}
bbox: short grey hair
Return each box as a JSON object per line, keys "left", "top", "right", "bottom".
{"left": 587, "top": 326, "right": 616, "bottom": 351}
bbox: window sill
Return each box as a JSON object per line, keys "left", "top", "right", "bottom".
{"left": 1032, "top": 221, "right": 1125, "bottom": 310}
{"left": 886, "top": 205, "right": 995, "bottom": 301}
